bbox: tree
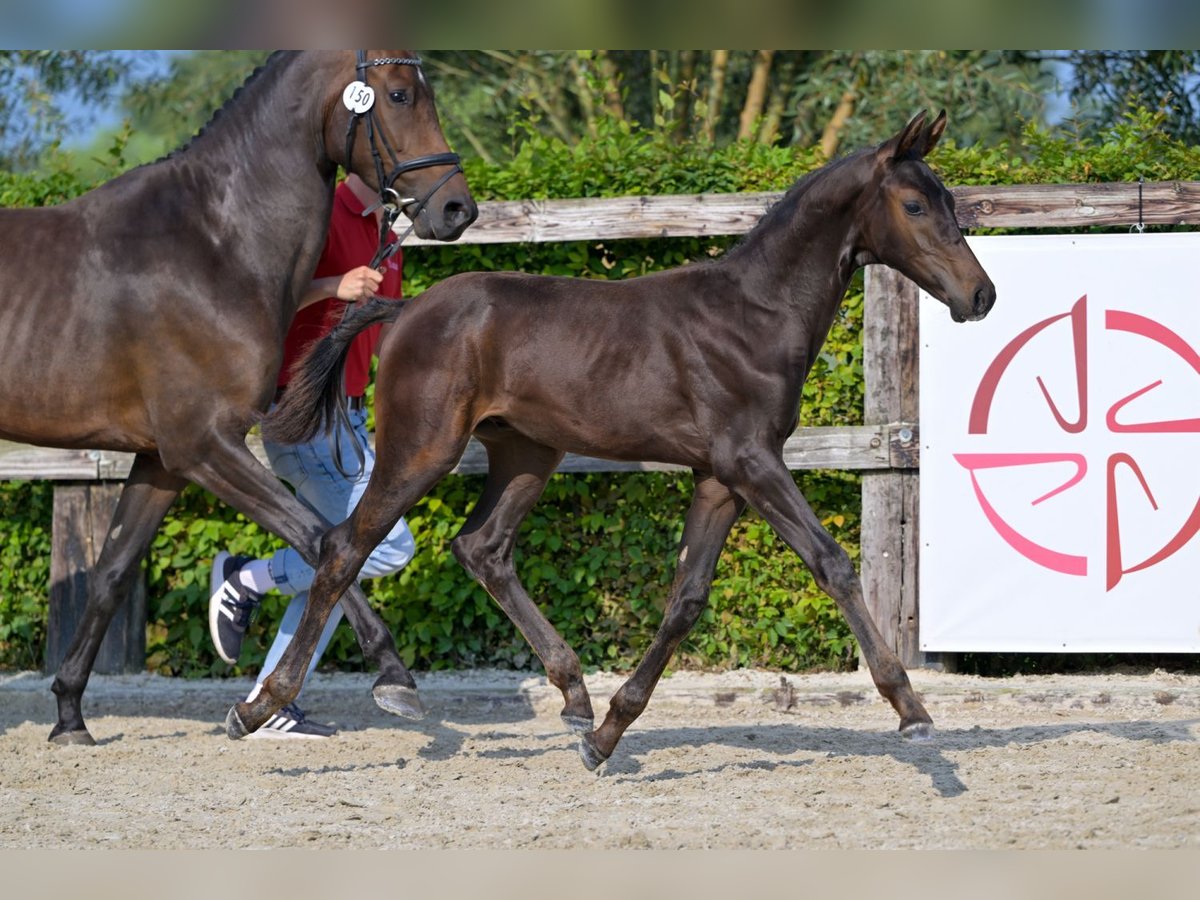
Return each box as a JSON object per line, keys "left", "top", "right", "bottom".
{"left": 0, "top": 51, "right": 133, "bottom": 168}
{"left": 121, "top": 50, "right": 270, "bottom": 158}
{"left": 784, "top": 51, "right": 1051, "bottom": 156}
{"left": 15, "top": 51, "right": 1195, "bottom": 180}
{"left": 1053, "top": 51, "right": 1200, "bottom": 145}
{"left": 423, "top": 50, "right": 1052, "bottom": 163}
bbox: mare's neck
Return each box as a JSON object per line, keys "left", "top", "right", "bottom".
{"left": 165, "top": 53, "right": 339, "bottom": 315}
{"left": 177, "top": 52, "right": 335, "bottom": 206}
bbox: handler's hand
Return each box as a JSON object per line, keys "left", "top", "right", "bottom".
{"left": 336, "top": 266, "right": 384, "bottom": 302}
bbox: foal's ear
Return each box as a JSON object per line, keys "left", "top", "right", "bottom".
{"left": 878, "top": 110, "right": 929, "bottom": 163}
{"left": 920, "top": 110, "right": 948, "bottom": 156}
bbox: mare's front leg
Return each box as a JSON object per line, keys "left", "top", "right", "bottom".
{"left": 227, "top": 514, "right": 375, "bottom": 737}
{"left": 727, "top": 449, "right": 932, "bottom": 737}
{"left": 177, "top": 429, "right": 422, "bottom": 719}
{"left": 582, "top": 473, "right": 744, "bottom": 770}
{"left": 450, "top": 432, "right": 593, "bottom": 732}
{"left": 49, "top": 453, "right": 184, "bottom": 745}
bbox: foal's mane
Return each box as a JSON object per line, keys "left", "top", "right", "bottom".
{"left": 721, "top": 147, "right": 873, "bottom": 264}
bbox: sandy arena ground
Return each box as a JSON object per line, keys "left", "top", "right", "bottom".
{"left": 0, "top": 667, "right": 1197, "bottom": 849}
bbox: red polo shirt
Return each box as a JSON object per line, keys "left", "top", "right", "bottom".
{"left": 277, "top": 180, "right": 403, "bottom": 396}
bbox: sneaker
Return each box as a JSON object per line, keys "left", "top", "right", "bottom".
{"left": 246, "top": 703, "right": 338, "bottom": 739}
{"left": 208, "top": 551, "right": 263, "bottom": 665}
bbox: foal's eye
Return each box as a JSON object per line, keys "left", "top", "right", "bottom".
{"left": 389, "top": 89, "right": 410, "bottom": 105}
{"left": 903, "top": 201, "right": 924, "bottom": 216}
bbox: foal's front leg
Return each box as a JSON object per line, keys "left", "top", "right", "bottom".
{"left": 728, "top": 450, "right": 932, "bottom": 737}
{"left": 227, "top": 487, "right": 403, "bottom": 736}
{"left": 226, "top": 434, "right": 462, "bottom": 737}
{"left": 582, "top": 473, "right": 744, "bottom": 770}
{"left": 179, "top": 429, "right": 422, "bottom": 719}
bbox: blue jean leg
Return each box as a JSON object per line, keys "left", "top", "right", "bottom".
{"left": 258, "top": 405, "right": 415, "bottom": 689}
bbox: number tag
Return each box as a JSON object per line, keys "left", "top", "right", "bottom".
{"left": 342, "top": 80, "right": 375, "bottom": 114}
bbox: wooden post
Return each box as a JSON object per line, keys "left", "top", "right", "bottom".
{"left": 45, "top": 483, "right": 146, "bottom": 675}
{"left": 860, "top": 266, "right": 936, "bottom": 669}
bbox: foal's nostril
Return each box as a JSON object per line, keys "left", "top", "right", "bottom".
{"left": 972, "top": 283, "right": 996, "bottom": 316}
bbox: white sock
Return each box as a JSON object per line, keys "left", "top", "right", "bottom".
{"left": 246, "top": 682, "right": 264, "bottom": 703}
{"left": 236, "top": 559, "right": 275, "bottom": 594}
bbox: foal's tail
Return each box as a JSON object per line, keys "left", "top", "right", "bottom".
{"left": 262, "top": 297, "right": 408, "bottom": 445}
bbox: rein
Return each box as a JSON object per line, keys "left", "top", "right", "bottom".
{"left": 343, "top": 51, "right": 463, "bottom": 269}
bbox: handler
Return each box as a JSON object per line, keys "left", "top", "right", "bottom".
{"left": 207, "top": 172, "right": 415, "bottom": 738}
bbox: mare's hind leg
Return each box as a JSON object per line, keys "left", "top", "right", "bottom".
{"left": 177, "top": 430, "right": 422, "bottom": 719}
{"left": 582, "top": 473, "right": 744, "bottom": 770}
{"left": 228, "top": 429, "right": 470, "bottom": 737}
{"left": 450, "top": 431, "right": 593, "bottom": 732}
{"left": 49, "top": 453, "right": 185, "bottom": 745}
{"left": 727, "top": 449, "right": 932, "bottom": 738}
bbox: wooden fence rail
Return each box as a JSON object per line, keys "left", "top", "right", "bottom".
{"left": 6, "top": 181, "right": 1200, "bottom": 674}
{"left": 1, "top": 424, "right": 914, "bottom": 481}
{"left": 402, "top": 181, "right": 1200, "bottom": 245}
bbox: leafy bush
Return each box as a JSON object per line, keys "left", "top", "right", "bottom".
{"left": 0, "top": 482, "right": 52, "bottom": 670}
{"left": 3, "top": 109, "right": 1199, "bottom": 675}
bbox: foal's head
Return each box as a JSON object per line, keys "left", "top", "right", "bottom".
{"left": 325, "top": 50, "right": 477, "bottom": 241}
{"left": 855, "top": 110, "right": 995, "bottom": 323}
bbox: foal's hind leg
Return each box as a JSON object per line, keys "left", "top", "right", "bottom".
{"left": 582, "top": 473, "right": 744, "bottom": 769}
{"left": 49, "top": 454, "right": 184, "bottom": 745}
{"left": 178, "top": 429, "right": 422, "bottom": 719}
{"left": 450, "top": 432, "right": 593, "bottom": 732}
{"left": 728, "top": 450, "right": 932, "bottom": 738}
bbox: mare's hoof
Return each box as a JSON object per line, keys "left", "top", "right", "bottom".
{"left": 225, "top": 706, "right": 249, "bottom": 740}
{"left": 48, "top": 728, "right": 96, "bottom": 747}
{"left": 900, "top": 721, "right": 935, "bottom": 742}
{"left": 561, "top": 714, "right": 594, "bottom": 735}
{"left": 578, "top": 733, "right": 609, "bottom": 772}
{"left": 373, "top": 683, "right": 425, "bottom": 720}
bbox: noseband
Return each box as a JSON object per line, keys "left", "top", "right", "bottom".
{"left": 344, "top": 51, "right": 463, "bottom": 267}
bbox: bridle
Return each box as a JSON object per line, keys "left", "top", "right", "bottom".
{"left": 326, "top": 51, "right": 465, "bottom": 477}
{"left": 343, "top": 51, "right": 463, "bottom": 268}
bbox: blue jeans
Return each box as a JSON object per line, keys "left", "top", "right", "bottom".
{"left": 258, "top": 404, "right": 415, "bottom": 693}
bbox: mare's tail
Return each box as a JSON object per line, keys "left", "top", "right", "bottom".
{"left": 263, "top": 297, "right": 408, "bottom": 445}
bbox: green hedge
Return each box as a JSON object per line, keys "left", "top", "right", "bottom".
{"left": 3, "top": 108, "right": 1199, "bottom": 676}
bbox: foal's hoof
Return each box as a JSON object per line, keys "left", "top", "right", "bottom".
{"left": 48, "top": 728, "right": 96, "bottom": 747}
{"left": 561, "top": 714, "right": 594, "bottom": 735}
{"left": 900, "top": 721, "right": 935, "bottom": 742}
{"left": 372, "top": 682, "right": 425, "bottom": 721}
{"left": 225, "top": 706, "right": 249, "bottom": 740}
{"left": 578, "top": 733, "right": 610, "bottom": 772}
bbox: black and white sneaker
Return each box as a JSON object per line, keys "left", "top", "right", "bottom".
{"left": 208, "top": 551, "right": 263, "bottom": 665}
{"left": 246, "top": 703, "right": 338, "bottom": 740}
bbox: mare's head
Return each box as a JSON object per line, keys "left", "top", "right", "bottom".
{"left": 854, "top": 110, "right": 995, "bottom": 322}
{"left": 325, "top": 50, "right": 477, "bottom": 240}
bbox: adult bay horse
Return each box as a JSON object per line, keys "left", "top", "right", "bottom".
{"left": 247, "top": 111, "right": 994, "bottom": 769}
{"left": 0, "top": 51, "right": 477, "bottom": 745}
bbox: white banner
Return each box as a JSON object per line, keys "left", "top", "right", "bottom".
{"left": 919, "top": 233, "right": 1200, "bottom": 652}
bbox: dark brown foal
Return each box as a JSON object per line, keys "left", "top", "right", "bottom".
{"left": 240, "top": 111, "right": 995, "bottom": 769}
